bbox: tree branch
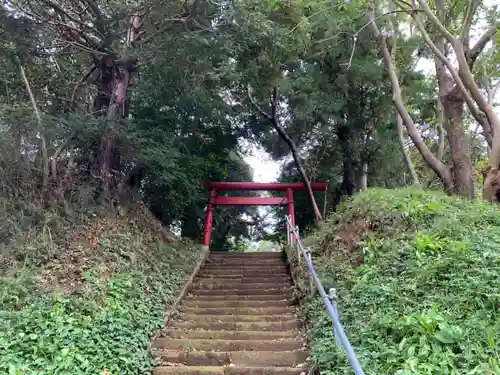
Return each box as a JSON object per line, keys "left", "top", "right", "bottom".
{"left": 466, "top": 24, "right": 497, "bottom": 66}
{"left": 136, "top": 18, "right": 189, "bottom": 46}
{"left": 247, "top": 86, "right": 274, "bottom": 122}
{"left": 407, "top": 5, "right": 491, "bottom": 136}
{"left": 460, "top": 0, "right": 477, "bottom": 45}
{"left": 70, "top": 66, "right": 96, "bottom": 110}
{"left": 368, "top": 7, "right": 452, "bottom": 190}
{"left": 416, "top": 0, "right": 456, "bottom": 43}
{"left": 247, "top": 85, "right": 323, "bottom": 221}
{"left": 487, "top": 80, "right": 500, "bottom": 105}
{"left": 436, "top": 97, "right": 445, "bottom": 161}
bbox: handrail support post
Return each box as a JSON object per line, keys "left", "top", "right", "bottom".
{"left": 328, "top": 288, "right": 342, "bottom": 348}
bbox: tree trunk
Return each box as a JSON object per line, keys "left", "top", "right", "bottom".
{"left": 368, "top": 10, "right": 454, "bottom": 192}
{"left": 248, "top": 86, "right": 323, "bottom": 222}
{"left": 482, "top": 166, "right": 500, "bottom": 203}
{"left": 337, "top": 122, "right": 358, "bottom": 196}
{"left": 181, "top": 209, "right": 201, "bottom": 239}
{"left": 93, "top": 57, "right": 137, "bottom": 192}
{"left": 408, "top": 0, "right": 499, "bottom": 200}
{"left": 92, "top": 11, "right": 144, "bottom": 189}
{"left": 431, "top": 1, "right": 475, "bottom": 199}
{"left": 283, "top": 132, "right": 323, "bottom": 222}
{"left": 396, "top": 113, "right": 421, "bottom": 187}
{"left": 359, "top": 162, "right": 368, "bottom": 190}
{"left": 436, "top": 98, "right": 445, "bottom": 161}
{"left": 441, "top": 89, "right": 475, "bottom": 198}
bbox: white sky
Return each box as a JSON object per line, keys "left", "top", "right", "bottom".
{"left": 245, "top": 143, "right": 281, "bottom": 182}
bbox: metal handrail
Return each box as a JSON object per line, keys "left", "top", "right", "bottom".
{"left": 284, "top": 215, "right": 365, "bottom": 375}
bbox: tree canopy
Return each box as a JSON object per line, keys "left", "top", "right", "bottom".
{"left": 0, "top": 0, "right": 498, "bottom": 246}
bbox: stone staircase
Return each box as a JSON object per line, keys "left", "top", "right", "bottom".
{"left": 152, "top": 251, "right": 308, "bottom": 375}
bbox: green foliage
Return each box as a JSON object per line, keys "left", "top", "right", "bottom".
{"left": 296, "top": 189, "right": 500, "bottom": 374}
{"left": 0, "top": 215, "right": 203, "bottom": 375}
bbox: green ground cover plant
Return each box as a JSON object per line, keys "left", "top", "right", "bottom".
{"left": 294, "top": 188, "right": 500, "bottom": 375}
{"left": 0, "top": 206, "right": 202, "bottom": 375}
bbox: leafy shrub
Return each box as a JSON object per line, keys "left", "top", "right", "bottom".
{"left": 296, "top": 188, "right": 500, "bottom": 375}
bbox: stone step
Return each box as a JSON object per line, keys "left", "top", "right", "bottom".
{"left": 153, "top": 349, "right": 308, "bottom": 367}
{"left": 152, "top": 338, "right": 305, "bottom": 351}
{"left": 204, "top": 259, "right": 286, "bottom": 265}
{"left": 178, "top": 314, "right": 297, "bottom": 323}
{"left": 153, "top": 366, "right": 306, "bottom": 375}
{"left": 208, "top": 252, "right": 283, "bottom": 258}
{"left": 151, "top": 252, "right": 306, "bottom": 375}
{"left": 203, "top": 259, "right": 287, "bottom": 268}
{"left": 199, "top": 271, "right": 289, "bottom": 277}
{"left": 169, "top": 319, "right": 302, "bottom": 331}
{"left": 182, "top": 299, "right": 294, "bottom": 308}
{"left": 202, "top": 264, "right": 288, "bottom": 270}
{"left": 179, "top": 306, "right": 295, "bottom": 316}
{"left": 197, "top": 269, "right": 290, "bottom": 280}
{"left": 189, "top": 288, "right": 292, "bottom": 296}
{"left": 202, "top": 264, "right": 287, "bottom": 268}
{"left": 192, "top": 282, "right": 292, "bottom": 290}
{"left": 201, "top": 265, "right": 289, "bottom": 276}
{"left": 162, "top": 329, "right": 300, "bottom": 340}
{"left": 196, "top": 276, "right": 291, "bottom": 283}
{"left": 183, "top": 294, "right": 295, "bottom": 302}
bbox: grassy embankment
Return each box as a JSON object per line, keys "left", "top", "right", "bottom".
{"left": 291, "top": 188, "right": 499, "bottom": 375}
{"left": 0, "top": 198, "right": 203, "bottom": 375}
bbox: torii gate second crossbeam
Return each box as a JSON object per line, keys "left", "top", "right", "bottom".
{"left": 202, "top": 181, "right": 328, "bottom": 248}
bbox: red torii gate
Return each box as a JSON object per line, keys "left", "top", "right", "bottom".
{"left": 202, "top": 181, "right": 329, "bottom": 247}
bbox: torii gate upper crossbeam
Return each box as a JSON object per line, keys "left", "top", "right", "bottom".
{"left": 206, "top": 182, "right": 328, "bottom": 191}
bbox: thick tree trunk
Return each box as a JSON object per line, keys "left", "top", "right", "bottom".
{"left": 482, "top": 166, "right": 500, "bottom": 203}
{"left": 408, "top": 1, "right": 499, "bottom": 201}
{"left": 431, "top": 4, "right": 475, "bottom": 199}
{"left": 441, "top": 89, "right": 475, "bottom": 198}
{"left": 93, "top": 57, "right": 137, "bottom": 191}
{"left": 343, "top": 160, "right": 357, "bottom": 195}
{"left": 337, "top": 123, "right": 359, "bottom": 196}
{"left": 92, "top": 11, "right": 144, "bottom": 189}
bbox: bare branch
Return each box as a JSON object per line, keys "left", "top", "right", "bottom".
{"left": 247, "top": 86, "right": 274, "bottom": 122}
{"left": 247, "top": 85, "right": 323, "bottom": 221}
{"left": 18, "top": 60, "right": 49, "bottom": 189}
{"left": 416, "top": 0, "right": 456, "bottom": 43}
{"left": 40, "top": 0, "right": 101, "bottom": 36}
{"left": 341, "top": 35, "right": 357, "bottom": 70}
{"left": 487, "top": 81, "right": 500, "bottom": 105}
{"left": 70, "top": 66, "right": 96, "bottom": 110}
{"left": 436, "top": 98, "right": 445, "bottom": 161}
{"left": 460, "top": 0, "right": 478, "bottom": 44}
{"left": 55, "top": 38, "right": 111, "bottom": 56}
{"left": 466, "top": 24, "right": 497, "bottom": 66}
